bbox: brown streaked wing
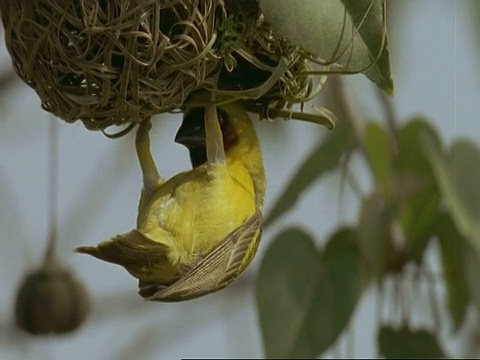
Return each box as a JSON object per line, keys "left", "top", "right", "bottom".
{"left": 141, "top": 209, "right": 263, "bottom": 302}
{"left": 217, "top": 210, "right": 262, "bottom": 285}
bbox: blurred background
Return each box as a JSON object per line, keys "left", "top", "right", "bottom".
{"left": 0, "top": 0, "right": 479, "bottom": 358}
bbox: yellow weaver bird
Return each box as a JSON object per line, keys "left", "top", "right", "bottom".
{"left": 76, "top": 101, "right": 265, "bottom": 301}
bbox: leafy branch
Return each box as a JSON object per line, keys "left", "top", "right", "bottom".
{"left": 256, "top": 71, "right": 480, "bottom": 357}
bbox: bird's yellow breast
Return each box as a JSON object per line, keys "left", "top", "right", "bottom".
{"left": 136, "top": 159, "right": 256, "bottom": 267}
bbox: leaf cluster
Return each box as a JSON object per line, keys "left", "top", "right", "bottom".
{"left": 258, "top": 91, "right": 480, "bottom": 357}
{"left": 254, "top": 2, "right": 480, "bottom": 358}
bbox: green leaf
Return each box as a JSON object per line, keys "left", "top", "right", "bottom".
{"left": 317, "top": 228, "right": 364, "bottom": 348}
{"left": 400, "top": 189, "right": 439, "bottom": 263}
{"left": 396, "top": 117, "right": 442, "bottom": 176}
{"left": 357, "top": 194, "right": 396, "bottom": 280}
{"left": 424, "top": 139, "right": 480, "bottom": 254}
{"left": 338, "top": 0, "right": 394, "bottom": 93}
{"left": 264, "top": 120, "right": 352, "bottom": 227}
{"left": 256, "top": 228, "right": 320, "bottom": 358}
{"left": 378, "top": 326, "right": 446, "bottom": 359}
{"left": 258, "top": 0, "right": 394, "bottom": 94}
{"left": 395, "top": 119, "right": 442, "bottom": 262}
{"left": 365, "top": 121, "right": 393, "bottom": 198}
{"left": 436, "top": 213, "right": 470, "bottom": 331}
{"left": 256, "top": 227, "right": 362, "bottom": 358}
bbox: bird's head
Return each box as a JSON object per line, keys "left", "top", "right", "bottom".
{"left": 176, "top": 103, "right": 252, "bottom": 167}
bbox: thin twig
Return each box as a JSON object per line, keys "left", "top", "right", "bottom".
{"left": 44, "top": 118, "right": 59, "bottom": 264}
{"left": 375, "top": 86, "right": 399, "bottom": 154}
{"left": 375, "top": 284, "right": 384, "bottom": 359}
{"left": 346, "top": 319, "right": 355, "bottom": 359}
{"left": 342, "top": 150, "right": 365, "bottom": 199}
{"left": 400, "top": 272, "right": 411, "bottom": 326}
{"left": 328, "top": 76, "right": 372, "bottom": 169}
{"left": 423, "top": 263, "right": 443, "bottom": 332}
{"left": 245, "top": 102, "right": 336, "bottom": 130}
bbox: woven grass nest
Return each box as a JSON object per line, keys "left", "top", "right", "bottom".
{"left": 0, "top": 0, "right": 321, "bottom": 132}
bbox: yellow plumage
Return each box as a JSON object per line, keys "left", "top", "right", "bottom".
{"left": 76, "top": 101, "right": 265, "bottom": 301}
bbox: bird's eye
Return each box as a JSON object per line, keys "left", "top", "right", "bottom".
{"left": 217, "top": 109, "right": 228, "bottom": 128}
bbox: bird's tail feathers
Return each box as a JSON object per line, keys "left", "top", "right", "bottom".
{"left": 75, "top": 230, "right": 170, "bottom": 268}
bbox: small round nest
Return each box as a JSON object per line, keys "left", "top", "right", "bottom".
{"left": 1, "top": 0, "right": 325, "bottom": 132}
{"left": 15, "top": 262, "right": 91, "bottom": 335}
{"left": 0, "top": 0, "right": 224, "bottom": 130}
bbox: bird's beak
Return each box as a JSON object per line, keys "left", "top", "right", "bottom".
{"left": 174, "top": 122, "right": 205, "bottom": 147}
{"left": 175, "top": 110, "right": 206, "bottom": 147}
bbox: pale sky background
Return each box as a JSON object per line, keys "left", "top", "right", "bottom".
{"left": 0, "top": 1, "right": 479, "bottom": 359}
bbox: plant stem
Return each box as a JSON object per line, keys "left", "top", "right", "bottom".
{"left": 375, "top": 86, "right": 399, "bottom": 154}
{"left": 328, "top": 76, "right": 372, "bottom": 169}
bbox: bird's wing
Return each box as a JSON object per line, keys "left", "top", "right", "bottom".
{"left": 139, "top": 209, "right": 263, "bottom": 301}
{"left": 219, "top": 209, "right": 263, "bottom": 283}
{"left": 205, "top": 105, "right": 226, "bottom": 165}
